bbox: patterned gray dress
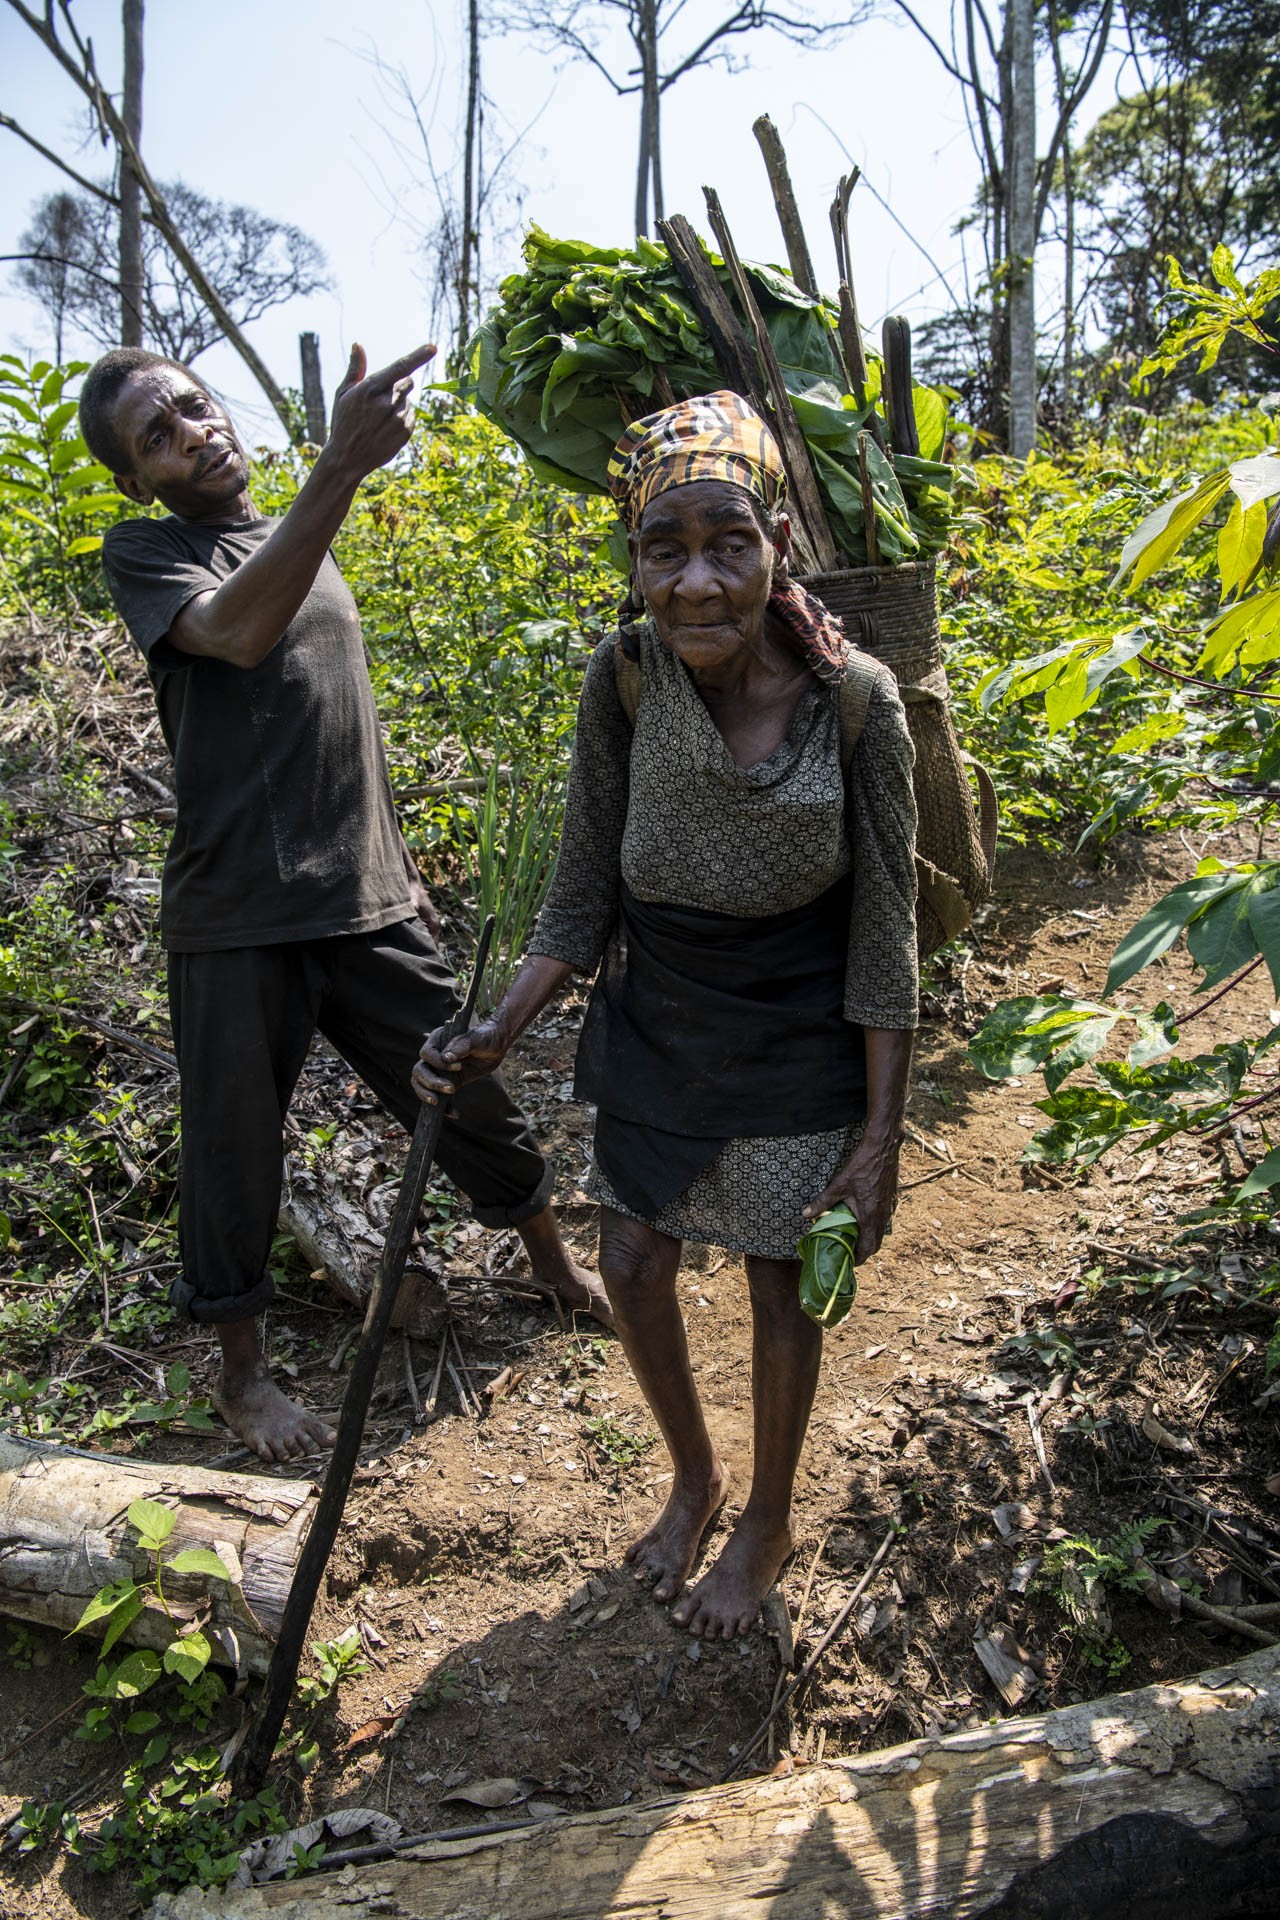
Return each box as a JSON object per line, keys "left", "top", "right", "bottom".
{"left": 530, "top": 620, "right": 919, "bottom": 1257}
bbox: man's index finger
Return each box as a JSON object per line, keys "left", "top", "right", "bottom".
{"left": 367, "top": 344, "right": 437, "bottom": 390}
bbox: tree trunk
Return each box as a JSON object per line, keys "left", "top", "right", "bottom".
{"left": 1006, "top": 0, "right": 1037, "bottom": 458}
{"left": 0, "top": 1434, "right": 316, "bottom": 1677}
{"left": 457, "top": 0, "right": 481, "bottom": 361}
{"left": 150, "top": 1645, "right": 1280, "bottom": 1916}
{"left": 299, "top": 332, "right": 326, "bottom": 445}
{"left": 119, "top": 0, "right": 144, "bottom": 346}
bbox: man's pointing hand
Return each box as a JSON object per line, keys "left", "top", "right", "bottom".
{"left": 327, "top": 341, "right": 436, "bottom": 483}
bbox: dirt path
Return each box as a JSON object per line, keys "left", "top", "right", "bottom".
{"left": 3, "top": 829, "right": 1278, "bottom": 1914}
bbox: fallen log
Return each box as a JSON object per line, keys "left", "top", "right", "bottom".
{"left": 0, "top": 1433, "right": 316, "bottom": 1676}
{"left": 149, "top": 1644, "right": 1280, "bottom": 1917}
{"left": 279, "top": 1157, "right": 446, "bottom": 1338}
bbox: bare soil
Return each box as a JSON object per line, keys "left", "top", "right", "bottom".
{"left": 3, "top": 826, "right": 1279, "bottom": 1917}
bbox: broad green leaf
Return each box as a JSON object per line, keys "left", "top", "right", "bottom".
{"left": 166, "top": 1548, "right": 232, "bottom": 1581}
{"left": 1227, "top": 453, "right": 1280, "bottom": 512}
{"left": 38, "top": 365, "right": 66, "bottom": 408}
{"left": 1114, "top": 471, "right": 1231, "bottom": 590}
{"left": 1043, "top": 1014, "right": 1120, "bottom": 1092}
{"left": 101, "top": 1590, "right": 144, "bottom": 1656}
{"left": 1129, "top": 1003, "right": 1179, "bottom": 1068}
{"left": 1044, "top": 653, "right": 1090, "bottom": 735}
{"left": 71, "top": 1578, "right": 140, "bottom": 1634}
{"left": 967, "top": 995, "right": 1111, "bottom": 1080}
{"left": 1217, "top": 497, "right": 1267, "bottom": 601}
{"left": 127, "top": 1498, "right": 176, "bottom": 1548}
{"left": 102, "top": 1649, "right": 161, "bottom": 1698}
{"left": 1105, "top": 870, "right": 1245, "bottom": 995}
{"left": 164, "top": 1630, "right": 212, "bottom": 1682}
{"left": 1186, "top": 877, "right": 1269, "bottom": 989}
{"left": 1247, "top": 879, "right": 1280, "bottom": 995}
{"left": 65, "top": 535, "right": 103, "bottom": 557}
{"left": 1237, "top": 1146, "right": 1280, "bottom": 1201}
{"left": 123, "top": 1709, "right": 161, "bottom": 1734}
{"left": 1109, "top": 711, "right": 1185, "bottom": 755}
{"left": 1200, "top": 584, "right": 1280, "bottom": 675}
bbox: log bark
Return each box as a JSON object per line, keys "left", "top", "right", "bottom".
{"left": 148, "top": 1644, "right": 1280, "bottom": 1918}
{"left": 0, "top": 1434, "right": 315, "bottom": 1676}
{"left": 278, "top": 1158, "right": 447, "bottom": 1338}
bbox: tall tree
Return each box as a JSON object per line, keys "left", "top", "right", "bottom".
{"left": 353, "top": 7, "right": 534, "bottom": 369}
{"left": 119, "top": 0, "right": 144, "bottom": 346}
{"left": 3, "top": 0, "right": 299, "bottom": 436}
{"left": 14, "top": 182, "right": 329, "bottom": 366}
{"left": 888, "top": 0, "right": 1114, "bottom": 451}
{"left": 501, "top": 0, "right": 855, "bottom": 238}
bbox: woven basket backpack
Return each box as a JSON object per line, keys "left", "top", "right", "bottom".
{"left": 614, "top": 557, "right": 997, "bottom": 958}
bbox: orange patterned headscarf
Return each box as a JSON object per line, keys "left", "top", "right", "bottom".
{"left": 607, "top": 390, "right": 787, "bottom": 529}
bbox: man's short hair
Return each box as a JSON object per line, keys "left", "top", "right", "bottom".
{"left": 78, "top": 347, "right": 192, "bottom": 473}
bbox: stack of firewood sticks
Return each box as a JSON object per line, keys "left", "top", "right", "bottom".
{"left": 654, "top": 114, "right": 921, "bottom": 575}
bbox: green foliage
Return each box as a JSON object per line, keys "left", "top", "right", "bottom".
{"left": 972, "top": 247, "right": 1280, "bottom": 1292}
{"left": 464, "top": 224, "right": 956, "bottom": 566}
{"left": 1038, "top": 1518, "right": 1165, "bottom": 1673}
{"left": 449, "top": 752, "right": 565, "bottom": 999}
{"left": 584, "top": 1414, "right": 654, "bottom": 1469}
{"left": 0, "top": 355, "right": 125, "bottom": 620}
{"left": 1142, "top": 247, "right": 1280, "bottom": 383}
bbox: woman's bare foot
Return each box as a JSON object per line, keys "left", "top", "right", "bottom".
{"left": 626, "top": 1463, "right": 730, "bottom": 1602}
{"left": 672, "top": 1510, "right": 794, "bottom": 1638}
{"left": 213, "top": 1318, "right": 335, "bottom": 1464}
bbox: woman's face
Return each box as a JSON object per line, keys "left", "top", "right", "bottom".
{"left": 630, "top": 481, "right": 787, "bottom": 675}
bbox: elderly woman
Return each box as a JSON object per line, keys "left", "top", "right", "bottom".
{"left": 414, "top": 392, "right": 917, "bottom": 1639}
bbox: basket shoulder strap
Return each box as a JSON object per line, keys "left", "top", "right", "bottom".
{"left": 837, "top": 654, "right": 884, "bottom": 769}
{"left": 613, "top": 636, "right": 643, "bottom": 726}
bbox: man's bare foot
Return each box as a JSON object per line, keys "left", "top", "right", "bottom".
{"left": 518, "top": 1207, "right": 615, "bottom": 1330}
{"left": 553, "top": 1262, "right": 615, "bottom": 1330}
{"left": 672, "top": 1511, "right": 794, "bottom": 1639}
{"left": 625, "top": 1463, "right": 730, "bottom": 1603}
{"left": 213, "top": 1368, "right": 336, "bottom": 1465}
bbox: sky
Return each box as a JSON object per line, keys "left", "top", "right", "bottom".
{"left": 0, "top": 0, "right": 1135, "bottom": 447}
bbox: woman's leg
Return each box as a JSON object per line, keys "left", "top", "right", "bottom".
{"left": 598, "top": 1208, "right": 730, "bottom": 1601}
{"left": 673, "top": 1254, "right": 821, "bottom": 1638}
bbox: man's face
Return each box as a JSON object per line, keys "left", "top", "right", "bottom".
{"left": 111, "top": 365, "right": 250, "bottom": 521}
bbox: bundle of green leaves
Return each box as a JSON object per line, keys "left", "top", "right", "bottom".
{"left": 463, "top": 225, "right": 955, "bottom": 568}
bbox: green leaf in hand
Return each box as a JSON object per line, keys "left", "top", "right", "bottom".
{"left": 797, "top": 1205, "right": 860, "bottom": 1327}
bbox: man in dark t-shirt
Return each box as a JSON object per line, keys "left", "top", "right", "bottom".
{"left": 81, "top": 343, "right": 608, "bottom": 1463}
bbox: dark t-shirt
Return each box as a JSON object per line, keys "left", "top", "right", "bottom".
{"left": 101, "top": 513, "right": 413, "bottom": 952}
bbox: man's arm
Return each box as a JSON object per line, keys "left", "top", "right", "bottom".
{"left": 169, "top": 344, "right": 434, "bottom": 670}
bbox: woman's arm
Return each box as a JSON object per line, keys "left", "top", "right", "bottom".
{"left": 802, "top": 1026, "right": 913, "bottom": 1261}
{"left": 412, "top": 635, "right": 633, "bottom": 1109}
{"left": 412, "top": 955, "right": 574, "bottom": 1106}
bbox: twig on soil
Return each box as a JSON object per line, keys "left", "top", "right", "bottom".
{"left": 793, "top": 1527, "right": 832, "bottom": 1642}
{"left": 718, "top": 1517, "right": 901, "bottom": 1784}
{"left": 9, "top": 997, "right": 176, "bottom": 1071}
{"left": 904, "top": 1123, "right": 951, "bottom": 1163}
{"left": 422, "top": 1332, "right": 449, "bottom": 1421}
{"left": 1173, "top": 1588, "right": 1278, "bottom": 1647}
{"left": 1023, "top": 1391, "right": 1056, "bottom": 1494}
{"left": 403, "top": 1333, "right": 423, "bottom": 1424}
{"left": 900, "top": 1163, "right": 963, "bottom": 1193}
{"left": 448, "top": 1322, "right": 485, "bottom": 1417}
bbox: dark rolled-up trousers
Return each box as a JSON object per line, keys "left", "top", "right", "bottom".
{"left": 166, "top": 917, "right": 553, "bottom": 1324}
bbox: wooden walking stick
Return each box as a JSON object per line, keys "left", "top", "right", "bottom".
{"left": 233, "top": 915, "right": 496, "bottom": 1795}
